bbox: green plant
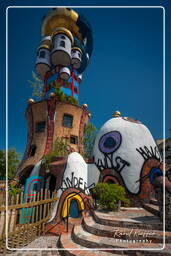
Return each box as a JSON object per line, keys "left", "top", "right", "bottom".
{"left": 54, "top": 87, "right": 78, "bottom": 105}
{"left": 92, "top": 183, "right": 130, "bottom": 211}
{"left": 8, "top": 183, "right": 21, "bottom": 196}
{"left": 54, "top": 87, "right": 66, "bottom": 102}
{"left": 83, "top": 122, "right": 97, "bottom": 158}
{"left": 27, "top": 71, "right": 44, "bottom": 99}
{"left": 0, "top": 148, "right": 20, "bottom": 179}
{"left": 43, "top": 137, "right": 69, "bottom": 170}
{"left": 66, "top": 96, "right": 78, "bottom": 105}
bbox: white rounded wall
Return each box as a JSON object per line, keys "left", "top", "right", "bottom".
{"left": 93, "top": 117, "right": 162, "bottom": 195}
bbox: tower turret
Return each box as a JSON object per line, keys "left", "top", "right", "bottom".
{"left": 35, "top": 7, "right": 93, "bottom": 101}
{"left": 17, "top": 8, "right": 93, "bottom": 181}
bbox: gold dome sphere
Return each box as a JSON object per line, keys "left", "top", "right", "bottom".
{"left": 28, "top": 98, "right": 35, "bottom": 104}
{"left": 49, "top": 92, "right": 56, "bottom": 98}
{"left": 82, "top": 104, "right": 88, "bottom": 109}
{"left": 113, "top": 111, "right": 121, "bottom": 117}
{"left": 88, "top": 113, "right": 91, "bottom": 118}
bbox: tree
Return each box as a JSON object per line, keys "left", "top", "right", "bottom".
{"left": 83, "top": 122, "right": 97, "bottom": 158}
{"left": 0, "top": 148, "right": 20, "bottom": 179}
{"left": 0, "top": 150, "right": 5, "bottom": 178}
{"left": 92, "top": 183, "right": 130, "bottom": 211}
{"left": 27, "top": 71, "right": 44, "bottom": 99}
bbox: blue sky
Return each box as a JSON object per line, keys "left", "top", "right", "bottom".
{"left": 1, "top": 0, "right": 171, "bottom": 157}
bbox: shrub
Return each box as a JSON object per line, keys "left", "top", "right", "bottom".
{"left": 54, "top": 88, "right": 78, "bottom": 105}
{"left": 54, "top": 88, "right": 66, "bottom": 102}
{"left": 8, "top": 183, "right": 21, "bottom": 196}
{"left": 43, "top": 137, "right": 69, "bottom": 170}
{"left": 92, "top": 183, "right": 130, "bottom": 211}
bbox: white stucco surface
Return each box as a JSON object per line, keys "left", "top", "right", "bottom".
{"left": 93, "top": 117, "right": 162, "bottom": 194}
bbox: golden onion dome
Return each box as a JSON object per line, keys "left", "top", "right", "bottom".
{"left": 113, "top": 111, "right": 121, "bottom": 117}
{"left": 41, "top": 8, "right": 83, "bottom": 42}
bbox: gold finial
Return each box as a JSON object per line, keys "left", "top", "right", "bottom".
{"left": 113, "top": 111, "right": 121, "bottom": 117}
{"left": 82, "top": 103, "right": 88, "bottom": 109}
{"left": 28, "top": 98, "right": 35, "bottom": 104}
{"left": 88, "top": 113, "right": 91, "bottom": 118}
{"left": 49, "top": 92, "right": 56, "bottom": 98}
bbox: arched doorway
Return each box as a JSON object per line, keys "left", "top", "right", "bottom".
{"left": 69, "top": 199, "right": 79, "bottom": 218}
{"left": 62, "top": 193, "right": 84, "bottom": 218}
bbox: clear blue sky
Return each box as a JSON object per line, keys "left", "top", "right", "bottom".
{"left": 1, "top": 0, "right": 171, "bottom": 157}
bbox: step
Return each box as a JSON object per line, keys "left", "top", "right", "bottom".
{"left": 143, "top": 204, "right": 160, "bottom": 217}
{"left": 92, "top": 211, "right": 163, "bottom": 231}
{"left": 82, "top": 216, "right": 171, "bottom": 243}
{"left": 57, "top": 232, "right": 120, "bottom": 256}
{"left": 150, "top": 198, "right": 159, "bottom": 206}
{"left": 72, "top": 224, "right": 163, "bottom": 251}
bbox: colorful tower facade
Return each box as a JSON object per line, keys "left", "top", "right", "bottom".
{"left": 17, "top": 8, "right": 93, "bottom": 180}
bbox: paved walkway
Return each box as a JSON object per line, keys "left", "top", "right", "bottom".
{"left": 8, "top": 207, "right": 169, "bottom": 255}
{"left": 10, "top": 236, "right": 60, "bottom": 256}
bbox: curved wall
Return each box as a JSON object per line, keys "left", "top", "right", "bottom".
{"left": 17, "top": 99, "right": 89, "bottom": 177}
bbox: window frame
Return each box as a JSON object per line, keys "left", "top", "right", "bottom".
{"left": 29, "top": 145, "right": 37, "bottom": 157}
{"left": 60, "top": 40, "right": 65, "bottom": 48}
{"left": 39, "top": 50, "right": 46, "bottom": 58}
{"left": 62, "top": 114, "right": 73, "bottom": 128}
{"left": 70, "top": 135, "right": 78, "bottom": 145}
{"left": 35, "top": 121, "right": 46, "bottom": 133}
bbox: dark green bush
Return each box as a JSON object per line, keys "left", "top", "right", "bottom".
{"left": 92, "top": 183, "right": 130, "bottom": 211}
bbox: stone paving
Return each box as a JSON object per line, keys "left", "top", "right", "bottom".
{"left": 6, "top": 207, "right": 171, "bottom": 256}
{"left": 9, "top": 236, "right": 60, "bottom": 256}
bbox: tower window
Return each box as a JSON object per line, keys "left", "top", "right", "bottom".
{"left": 36, "top": 121, "right": 46, "bottom": 133}
{"left": 60, "top": 40, "right": 65, "bottom": 48}
{"left": 62, "top": 114, "right": 73, "bottom": 128}
{"left": 39, "top": 50, "right": 45, "bottom": 58}
{"left": 61, "top": 35, "right": 66, "bottom": 40}
{"left": 70, "top": 135, "right": 78, "bottom": 145}
{"left": 29, "top": 145, "right": 36, "bottom": 157}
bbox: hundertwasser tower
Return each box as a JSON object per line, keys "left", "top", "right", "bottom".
{"left": 16, "top": 8, "right": 93, "bottom": 183}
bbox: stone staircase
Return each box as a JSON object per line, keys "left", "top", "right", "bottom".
{"left": 143, "top": 198, "right": 160, "bottom": 217}
{"left": 57, "top": 208, "right": 171, "bottom": 256}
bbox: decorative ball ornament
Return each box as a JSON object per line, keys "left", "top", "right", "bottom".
{"left": 49, "top": 92, "right": 56, "bottom": 98}
{"left": 88, "top": 113, "right": 91, "bottom": 118}
{"left": 82, "top": 104, "right": 88, "bottom": 109}
{"left": 113, "top": 111, "right": 121, "bottom": 117}
{"left": 28, "top": 98, "right": 35, "bottom": 104}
